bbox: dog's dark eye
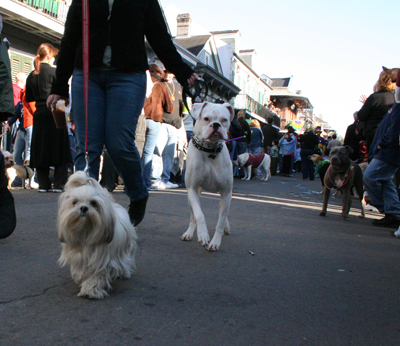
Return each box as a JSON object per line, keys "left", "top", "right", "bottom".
{"left": 90, "top": 200, "right": 98, "bottom": 208}
{"left": 72, "top": 200, "right": 78, "bottom": 206}
{"left": 204, "top": 117, "right": 209, "bottom": 121}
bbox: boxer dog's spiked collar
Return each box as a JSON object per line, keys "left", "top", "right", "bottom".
{"left": 191, "top": 135, "right": 224, "bottom": 159}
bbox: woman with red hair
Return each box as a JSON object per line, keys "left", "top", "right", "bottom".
{"left": 26, "top": 43, "right": 72, "bottom": 192}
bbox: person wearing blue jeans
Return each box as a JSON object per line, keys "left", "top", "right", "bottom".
{"left": 47, "top": 0, "right": 198, "bottom": 226}
{"left": 152, "top": 122, "right": 179, "bottom": 188}
{"left": 142, "top": 119, "right": 161, "bottom": 188}
{"left": 71, "top": 69, "right": 147, "bottom": 198}
{"left": 363, "top": 102, "right": 400, "bottom": 229}
{"left": 364, "top": 159, "right": 400, "bottom": 224}
{"left": 150, "top": 71, "right": 182, "bottom": 189}
{"left": 142, "top": 64, "right": 173, "bottom": 190}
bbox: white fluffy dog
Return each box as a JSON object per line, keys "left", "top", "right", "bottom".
{"left": 236, "top": 153, "right": 271, "bottom": 181}
{"left": 57, "top": 171, "right": 137, "bottom": 299}
{"left": 182, "top": 102, "right": 234, "bottom": 251}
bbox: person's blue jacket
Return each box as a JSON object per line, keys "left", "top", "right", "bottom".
{"left": 370, "top": 102, "right": 400, "bottom": 165}
{"left": 249, "top": 126, "right": 263, "bottom": 149}
{"left": 280, "top": 133, "right": 296, "bottom": 155}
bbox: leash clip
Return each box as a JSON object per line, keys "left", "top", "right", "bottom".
{"left": 84, "top": 152, "right": 90, "bottom": 176}
{"left": 183, "top": 79, "right": 208, "bottom": 125}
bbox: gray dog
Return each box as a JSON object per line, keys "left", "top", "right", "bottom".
{"left": 319, "top": 146, "right": 365, "bottom": 220}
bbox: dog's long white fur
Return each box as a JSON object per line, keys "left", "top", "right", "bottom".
{"left": 57, "top": 171, "right": 137, "bottom": 299}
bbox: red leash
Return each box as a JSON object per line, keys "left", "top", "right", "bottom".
{"left": 82, "top": 0, "right": 90, "bottom": 173}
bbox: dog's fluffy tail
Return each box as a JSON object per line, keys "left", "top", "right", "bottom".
{"left": 64, "top": 171, "right": 101, "bottom": 191}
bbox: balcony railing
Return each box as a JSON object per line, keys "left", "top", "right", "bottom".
{"left": 12, "top": 0, "right": 71, "bottom": 23}
{"left": 234, "top": 92, "right": 272, "bottom": 117}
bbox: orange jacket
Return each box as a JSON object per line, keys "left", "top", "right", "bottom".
{"left": 144, "top": 76, "right": 174, "bottom": 123}
{"left": 20, "top": 87, "right": 36, "bottom": 128}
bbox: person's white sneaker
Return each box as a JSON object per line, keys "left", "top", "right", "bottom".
{"left": 164, "top": 181, "right": 179, "bottom": 189}
{"left": 152, "top": 180, "right": 166, "bottom": 190}
{"left": 365, "top": 203, "right": 378, "bottom": 212}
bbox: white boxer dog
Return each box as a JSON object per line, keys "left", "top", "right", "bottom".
{"left": 236, "top": 153, "right": 271, "bottom": 181}
{"left": 182, "top": 102, "right": 234, "bottom": 251}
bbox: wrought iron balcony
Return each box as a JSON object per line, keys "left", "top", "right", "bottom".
{"left": 11, "top": 0, "right": 71, "bottom": 23}
{"left": 235, "top": 92, "right": 276, "bottom": 119}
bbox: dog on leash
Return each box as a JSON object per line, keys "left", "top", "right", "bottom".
{"left": 235, "top": 153, "right": 271, "bottom": 181}
{"left": 182, "top": 102, "right": 234, "bottom": 251}
{"left": 57, "top": 171, "right": 137, "bottom": 298}
{"left": 309, "top": 154, "right": 330, "bottom": 192}
{"left": 319, "top": 146, "right": 365, "bottom": 220}
{"left": 382, "top": 66, "right": 399, "bottom": 83}
{"left": 2, "top": 150, "right": 35, "bottom": 189}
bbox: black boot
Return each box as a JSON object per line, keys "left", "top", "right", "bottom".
{"left": 371, "top": 214, "right": 400, "bottom": 228}
{"left": 128, "top": 194, "right": 148, "bottom": 226}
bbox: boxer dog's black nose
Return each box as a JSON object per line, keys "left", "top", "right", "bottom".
{"left": 212, "top": 123, "right": 221, "bottom": 132}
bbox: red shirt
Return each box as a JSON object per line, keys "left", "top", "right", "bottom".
{"left": 241, "top": 153, "right": 265, "bottom": 168}
{"left": 13, "top": 84, "right": 22, "bottom": 106}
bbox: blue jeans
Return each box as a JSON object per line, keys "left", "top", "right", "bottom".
{"left": 12, "top": 126, "right": 33, "bottom": 185}
{"left": 71, "top": 69, "right": 147, "bottom": 201}
{"left": 142, "top": 119, "right": 161, "bottom": 187}
{"left": 152, "top": 123, "right": 177, "bottom": 183}
{"left": 13, "top": 126, "right": 33, "bottom": 165}
{"left": 363, "top": 158, "right": 400, "bottom": 217}
{"left": 300, "top": 148, "right": 315, "bottom": 180}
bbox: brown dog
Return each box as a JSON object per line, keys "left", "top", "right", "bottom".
{"left": 2, "top": 150, "right": 35, "bottom": 189}
{"left": 382, "top": 66, "right": 399, "bottom": 83}
{"left": 319, "top": 146, "right": 365, "bottom": 220}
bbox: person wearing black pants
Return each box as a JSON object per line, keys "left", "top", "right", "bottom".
{"left": 298, "top": 128, "right": 319, "bottom": 180}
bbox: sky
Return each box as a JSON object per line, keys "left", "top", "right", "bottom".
{"left": 161, "top": 0, "right": 399, "bottom": 136}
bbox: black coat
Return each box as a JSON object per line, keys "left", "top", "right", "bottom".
{"left": 51, "top": 0, "right": 194, "bottom": 97}
{"left": 344, "top": 122, "right": 361, "bottom": 161}
{"left": 262, "top": 123, "right": 279, "bottom": 149}
{"left": 26, "top": 63, "right": 72, "bottom": 168}
{"left": 0, "top": 40, "right": 14, "bottom": 121}
{"left": 298, "top": 131, "right": 319, "bottom": 150}
{"left": 357, "top": 91, "right": 395, "bottom": 138}
{"left": 238, "top": 118, "right": 251, "bottom": 144}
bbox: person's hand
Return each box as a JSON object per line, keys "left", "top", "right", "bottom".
{"left": 4, "top": 123, "right": 10, "bottom": 132}
{"left": 46, "top": 94, "right": 69, "bottom": 112}
{"left": 359, "top": 95, "right": 367, "bottom": 104}
{"left": 187, "top": 72, "right": 200, "bottom": 88}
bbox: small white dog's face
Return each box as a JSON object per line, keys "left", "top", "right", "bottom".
{"left": 192, "top": 102, "right": 234, "bottom": 141}
{"left": 2, "top": 150, "right": 15, "bottom": 168}
{"left": 58, "top": 184, "right": 115, "bottom": 245}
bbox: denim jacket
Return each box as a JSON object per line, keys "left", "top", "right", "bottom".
{"left": 370, "top": 103, "right": 400, "bottom": 165}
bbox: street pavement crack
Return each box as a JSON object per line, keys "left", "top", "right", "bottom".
{"left": 0, "top": 282, "right": 69, "bottom": 305}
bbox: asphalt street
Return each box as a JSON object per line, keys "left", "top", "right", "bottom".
{"left": 1, "top": 173, "right": 399, "bottom": 346}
